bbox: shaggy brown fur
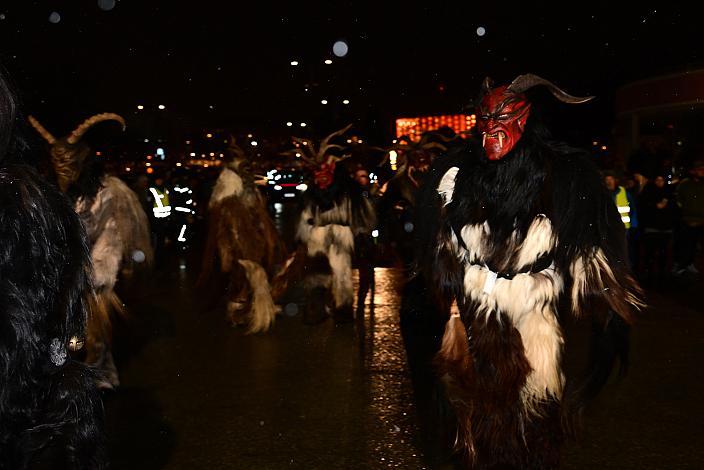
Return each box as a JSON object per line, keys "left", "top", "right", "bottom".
{"left": 199, "top": 162, "right": 286, "bottom": 332}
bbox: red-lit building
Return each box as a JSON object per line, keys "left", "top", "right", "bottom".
{"left": 396, "top": 114, "right": 476, "bottom": 140}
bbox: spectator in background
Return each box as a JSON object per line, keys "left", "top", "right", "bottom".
{"left": 673, "top": 159, "right": 704, "bottom": 276}
{"left": 352, "top": 165, "right": 378, "bottom": 315}
{"left": 638, "top": 174, "right": 676, "bottom": 283}
{"left": 604, "top": 170, "right": 640, "bottom": 271}
{"left": 146, "top": 171, "right": 173, "bottom": 264}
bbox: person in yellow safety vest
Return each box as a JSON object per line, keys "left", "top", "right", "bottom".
{"left": 614, "top": 183, "right": 632, "bottom": 228}
{"left": 149, "top": 179, "right": 171, "bottom": 219}
{"left": 147, "top": 174, "right": 172, "bottom": 264}
{"left": 604, "top": 171, "right": 639, "bottom": 270}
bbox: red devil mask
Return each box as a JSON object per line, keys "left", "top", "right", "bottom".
{"left": 476, "top": 75, "right": 595, "bottom": 161}
{"left": 477, "top": 84, "right": 531, "bottom": 161}
{"left": 313, "top": 160, "right": 336, "bottom": 189}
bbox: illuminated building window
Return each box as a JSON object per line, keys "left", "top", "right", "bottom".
{"left": 395, "top": 114, "right": 475, "bottom": 140}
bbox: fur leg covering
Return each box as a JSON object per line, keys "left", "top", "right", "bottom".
{"left": 237, "top": 260, "right": 279, "bottom": 333}
{"left": 328, "top": 243, "right": 353, "bottom": 311}
{"left": 302, "top": 254, "right": 333, "bottom": 324}
{"left": 86, "top": 290, "right": 124, "bottom": 389}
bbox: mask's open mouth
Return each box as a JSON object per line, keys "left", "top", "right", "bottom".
{"left": 482, "top": 130, "right": 507, "bottom": 149}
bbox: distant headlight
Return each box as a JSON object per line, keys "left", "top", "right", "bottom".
{"left": 274, "top": 185, "right": 282, "bottom": 191}
{"left": 296, "top": 183, "right": 308, "bottom": 191}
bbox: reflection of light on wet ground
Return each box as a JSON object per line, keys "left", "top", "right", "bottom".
{"left": 354, "top": 268, "right": 427, "bottom": 468}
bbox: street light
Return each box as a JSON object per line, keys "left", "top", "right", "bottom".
{"left": 300, "top": 122, "right": 307, "bottom": 127}
{"left": 251, "top": 141, "right": 258, "bottom": 146}
{"left": 321, "top": 99, "right": 328, "bottom": 105}
{"left": 286, "top": 121, "right": 293, "bottom": 127}
{"left": 158, "top": 104, "right": 166, "bottom": 110}
{"left": 137, "top": 105, "right": 144, "bottom": 110}
{"left": 342, "top": 99, "right": 350, "bottom": 105}
{"left": 324, "top": 59, "right": 333, "bottom": 65}
{"left": 290, "top": 60, "right": 299, "bottom": 66}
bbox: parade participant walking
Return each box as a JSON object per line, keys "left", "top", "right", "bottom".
{"left": 287, "top": 125, "right": 376, "bottom": 324}
{"left": 198, "top": 137, "right": 286, "bottom": 332}
{"left": 417, "top": 74, "right": 644, "bottom": 468}
{"left": 28, "top": 112, "right": 153, "bottom": 389}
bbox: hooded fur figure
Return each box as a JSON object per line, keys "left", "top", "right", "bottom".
{"left": 28, "top": 112, "right": 153, "bottom": 390}
{"left": 416, "top": 74, "right": 644, "bottom": 468}
{"left": 198, "top": 137, "right": 287, "bottom": 332}
{"left": 0, "top": 69, "right": 106, "bottom": 469}
{"left": 287, "top": 125, "right": 376, "bottom": 323}
{"left": 380, "top": 131, "right": 455, "bottom": 267}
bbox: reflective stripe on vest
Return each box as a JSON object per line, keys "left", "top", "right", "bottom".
{"left": 150, "top": 187, "right": 171, "bottom": 218}
{"left": 615, "top": 186, "right": 631, "bottom": 229}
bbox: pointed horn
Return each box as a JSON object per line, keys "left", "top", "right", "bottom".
{"left": 507, "top": 74, "right": 594, "bottom": 104}
{"left": 318, "top": 123, "right": 353, "bottom": 159}
{"left": 290, "top": 137, "right": 316, "bottom": 165}
{"left": 292, "top": 137, "right": 319, "bottom": 162}
{"left": 67, "top": 112, "right": 126, "bottom": 144}
{"left": 319, "top": 143, "right": 343, "bottom": 159}
{"left": 27, "top": 115, "right": 56, "bottom": 144}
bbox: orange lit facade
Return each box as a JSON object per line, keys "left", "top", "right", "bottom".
{"left": 396, "top": 114, "right": 476, "bottom": 140}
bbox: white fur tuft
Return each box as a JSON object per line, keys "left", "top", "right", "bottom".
{"left": 304, "top": 224, "right": 354, "bottom": 309}
{"left": 238, "top": 260, "right": 279, "bottom": 333}
{"left": 514, "top": 214, "right": 556, "bottom": 269}
{"left": 437, "top": 166, "right": 460, "bottom": 206}
{"left": 209, "top": 168, "right": 244, "bottom": 208}
{"left": 459, "top": 214, "right": 565, "bottom": 413}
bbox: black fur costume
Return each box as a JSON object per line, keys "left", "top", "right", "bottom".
{"left": 296, "top": 163, "right": 376, "bottom": 323}
{"left": 284, "top": 126, "right": 376, "bottom": 324}
{"left": 416, "top": 76, "right": 644, "bottom": 468}
{"left": 0, "top": 71, "right": 105, "bottom": 469}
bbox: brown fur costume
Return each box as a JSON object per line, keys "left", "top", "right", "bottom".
{"left": 199, "top": 141, "right": 286, "bottom": 332}
{"left": 29, "top": 113, "right": 153, "bottom": 389}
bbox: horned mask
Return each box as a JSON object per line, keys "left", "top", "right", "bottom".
{"left": 28, "top": 113, "right": 126, "bottom": 191}
{"left": 477, "top": 74, "right": 594, "bottom": 160}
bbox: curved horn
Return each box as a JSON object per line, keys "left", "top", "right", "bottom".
{"left": 318, "top": 123, "right": 353, "bottom": 159}
{"left": 507, "top": 73, "right": 594, "bottom": 104}
{"left": 67, "top": 112, "right": 126, "bottom": 144}
{"left": 290, "top": 137, "right": 319, "bottom": 164}
{"left": 27, "top": 115, "right": 56, "bottom": 144}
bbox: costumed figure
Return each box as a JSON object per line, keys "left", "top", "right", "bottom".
{"left": 1, "top": 70, "right": 106, "bottom": 468}
{"left": 381, "top": 131, "right": 453, "bottom": 268}
{"left": 417, "top": 74, "right": 644, "bottom": 468}
{"left": 285, "top": 125, "right": 375, "bottom": 324}
{"left": 198, "top": 137, "right": 286, "bottom": 333}
{"left": 28, "top": 112, "right": 153, "bottom": 389}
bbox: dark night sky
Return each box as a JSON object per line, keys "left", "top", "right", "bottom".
{"left": 0, "top": 1, "right": 701, "bottom": 145}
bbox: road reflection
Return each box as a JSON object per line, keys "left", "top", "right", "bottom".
{"left": 354, "top": 268, "right": 428, "bottom": 468}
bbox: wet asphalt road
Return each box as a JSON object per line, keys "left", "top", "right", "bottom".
{"left": 103, "top": 203, "right": 704, "bottom": 469}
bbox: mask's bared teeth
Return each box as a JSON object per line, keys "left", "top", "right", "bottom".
{"left": 482, "top": 133, "right": 487, "bottom": 147}
{"left": 498, "top": 132, "right": 503, "bottom": 148}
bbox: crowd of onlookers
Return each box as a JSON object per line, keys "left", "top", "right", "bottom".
{"left": 603, "top": 153, "right": 704, "bottom": 285}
